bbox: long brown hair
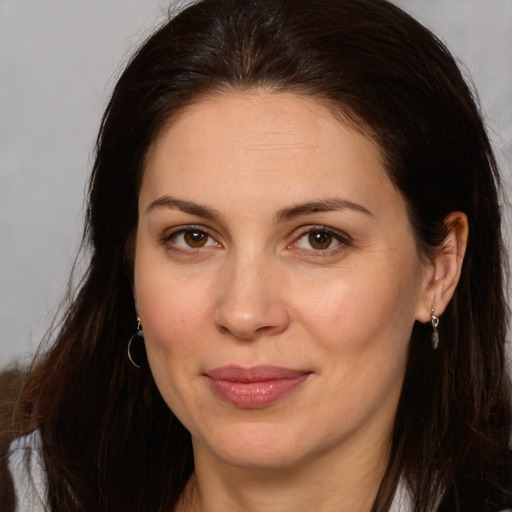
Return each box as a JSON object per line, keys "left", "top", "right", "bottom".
{"left": 12, "top": 0, "right": 512, "bottom": 510}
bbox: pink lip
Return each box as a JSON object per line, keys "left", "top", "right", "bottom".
{"left": 205, "top": 365, "right": 311, "bottom": 409}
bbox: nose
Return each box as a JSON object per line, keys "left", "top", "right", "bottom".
{"left": 214, "top": 251, "right": 290, "bottom": 341}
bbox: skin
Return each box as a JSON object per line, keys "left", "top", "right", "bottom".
{"left": 134, "top": 92, "right": 467, "bottom": 512}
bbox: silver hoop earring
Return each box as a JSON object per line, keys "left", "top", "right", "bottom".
{"left": 127, "top": 316, "right": 147, "bottom": 368}
{"left": 431, "top": 309, "right": 440, "bottom": 350}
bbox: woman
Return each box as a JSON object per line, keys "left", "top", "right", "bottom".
{"left": 4, "top": 0, "right": 511, "bottom": 510}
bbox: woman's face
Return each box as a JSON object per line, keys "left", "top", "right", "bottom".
{"left": 134, "top": 92, "right": 432, "bottom": 471}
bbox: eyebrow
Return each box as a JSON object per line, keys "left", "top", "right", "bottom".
{"left": 145, "top": 196, "right": 222, "bottom": 221}
{"left": 275, "top": 198, "right": 373, "bottom": 221}
{"left": 145, "top": 195, "right": 372, "bottom": 222}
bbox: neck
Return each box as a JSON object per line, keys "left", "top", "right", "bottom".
{"left": 177, "top": 429, "right": 391, "bottom": 512}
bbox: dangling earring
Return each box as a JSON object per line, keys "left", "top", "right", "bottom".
{"left": 127, "top": 316, "right": 147, "bottom": 368}
{"left": 431, "top": 309, "right": 440, "bottom": 350}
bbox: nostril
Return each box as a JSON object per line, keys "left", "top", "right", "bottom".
{"left": 255, "top": 324, "right": 277, "bottom": 335}
{"left": 214, "top": 308, "right": 290, "bottom": 341}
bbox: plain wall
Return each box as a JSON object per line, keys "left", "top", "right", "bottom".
{"left": 1, "top": 0, "right": 511, "bottom": 367}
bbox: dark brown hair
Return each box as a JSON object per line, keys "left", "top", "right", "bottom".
{"left": 11, "top": 0, "right": 512, "bottom": 510}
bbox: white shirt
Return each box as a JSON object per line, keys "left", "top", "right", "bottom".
{"left": 8, "top": 431, "right": 47, "bottom": 511}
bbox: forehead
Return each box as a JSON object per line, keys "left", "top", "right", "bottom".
{"left": 140, "top": 91, "right": 401, "bottom": 218}
{"left": 155, "top": 91, "right": 372, "bottom": 148}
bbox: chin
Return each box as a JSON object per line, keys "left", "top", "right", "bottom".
{"left": 192, "top": 419, "right": 339, "bottom": 473}
{"left": 193, "top": 422, "right": 311, "bottom": 469}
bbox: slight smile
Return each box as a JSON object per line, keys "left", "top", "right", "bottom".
{"left": 205, "top": 366, "right": 312, "bottom": 409}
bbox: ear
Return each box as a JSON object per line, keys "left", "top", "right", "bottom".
{"left": 415, "top": 211, "right": 468, "bottom": 323}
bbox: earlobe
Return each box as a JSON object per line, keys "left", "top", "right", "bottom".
{"left": 415, "top": 211, "right": 468, "bottom": 323}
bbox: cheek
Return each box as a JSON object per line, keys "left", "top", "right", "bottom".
{"left": 291, "top": 256, "right": 422, "bottom": 356}
{"left": 133, "top": 251, "right": 216, "bottom": 377}
{"left": 290, "top": 263, "right": 419, "bottom": 428}
{"left": 136, "top": 245, "right": 210, "bottom": 329}
{"left": 139, "top": 284, "right": 210, "bottom": 356}
{"left": 134, "top": 263, "right": 212, "bottom": 417}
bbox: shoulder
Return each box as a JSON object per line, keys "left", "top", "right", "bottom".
{"left": 7, "top": 430, "right": 48, "bottom": 511}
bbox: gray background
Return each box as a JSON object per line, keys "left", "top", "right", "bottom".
{"left": 1, "top": 1, "right": 511, "bottom": 368}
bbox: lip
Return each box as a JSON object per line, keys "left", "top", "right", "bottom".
{"left": 205, "top": 365, "right": 311, "bottom": 409}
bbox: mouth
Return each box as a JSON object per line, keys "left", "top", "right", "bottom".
{"left": 204, "top": 365, "right": 312, "bottom": 409}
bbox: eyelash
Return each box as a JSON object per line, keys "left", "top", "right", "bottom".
{"left": 161, "top": 225, "right": 221, "bottom": 254}
{"left": 289, "top": 226, "right": 352, "bottom": 258}
{"left": 161, "top": 225, "right": 352, "bottom": 257}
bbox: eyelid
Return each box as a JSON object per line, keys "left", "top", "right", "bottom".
{"left": 161, "top": 224, "right": 222, "bottom": 249}
{"left": 287, "top": 225, "right": 353, "bottom": 252}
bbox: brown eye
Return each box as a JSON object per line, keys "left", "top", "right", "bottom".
{"left": 308, "top": 231, "right": 333, "bottom": 250}
{"left": 183, "top": 230, "right": 209, "bottom": 248}
{"left": 166, "top": 227, "right": 220, "bottom": 252}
